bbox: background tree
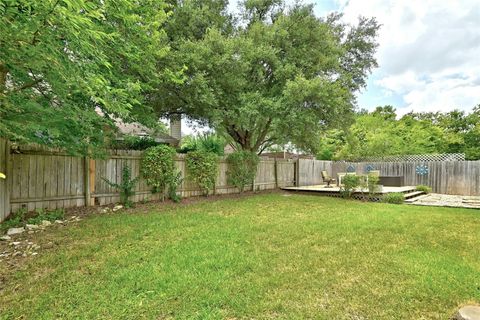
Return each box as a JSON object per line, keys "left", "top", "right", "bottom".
{"left": 153, "top": 1, "right": 380, "bottom": 153}
{"left": 0, "top": 0, "right": 176, "bottom": 155}
{"left": 318, "top": 105, "right": 480, "bottom": 160}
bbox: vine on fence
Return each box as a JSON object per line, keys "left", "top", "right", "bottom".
{"left": 141, "top": 145, "right": 176, "bottom": 200}
{"left": 185, "top": 150, "right": 218, "bottom": 196}
{"left": 226, "top": 151, "right": 259, "bottom": 193}
{"left": 168, "top": 170, "right": 183, "bottom": 203}
{"left": 103, "top": 166, "right": 139, "bottom": 207}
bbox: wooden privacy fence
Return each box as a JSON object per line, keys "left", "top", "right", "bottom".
{"left": 331, "top": 161, "right": 480, "bottom": 196}
{"left": 1, "top": 137, "right": 478, "bottom": 222}
{"left": 0, "top": 140, "right": 296, "bottom": 221}
{"left": 296, "top": 159, "right": 332, "bottom": 186}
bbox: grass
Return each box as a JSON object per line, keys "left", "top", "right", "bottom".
{"left": 0, "top": 193, "right": 479, "bottom": 319}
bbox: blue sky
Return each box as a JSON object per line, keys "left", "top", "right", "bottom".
{"left": 311, "top": 0, "right": 406, "bottom": 111}
{"left": 308, "top": 0, "right": 480, "bottom": 115}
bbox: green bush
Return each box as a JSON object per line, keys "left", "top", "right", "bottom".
{"left": 103, "top": 166, "right": 139, "bottom": 208}
{"left": 186, "top": 151, "right": 218, "bottom": 196}
{"left": 340, "top": 174, "right": 360, "bottom": 198}
{"left": 415, "top": 185, "right": 432, "bottom": 194}
{"left": 168, "top": 170, "right": 183, "bottom": 203}
{"left": 226, "top": 151, "right": 259, "bottom": 193}
{"left": 382, "top": 192, "right": 405, "bottom": 204}
{"left": 111, "top": 135, "right": 159, "bottom": 150}
{"left": 179, "top": 133, "right": 226, "bottom": 156}
{"left": 141, "top": 145, "right": 176, "bottom": 199}
{"left": 367, "top": 173, "right": 380, "bottom": 194}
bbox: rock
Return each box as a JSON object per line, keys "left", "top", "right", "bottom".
{"left": 25, "top": 224, "right": 39, "bottom": 230}
{"left": 112, "top": 205, "right": 123, "bottom": 212}
{"left": 100, "top": 208, "right": 110, "bottom": 214}
{"left": 7, "top": 227, "right": 25, "bottom": 235}
{"left": 453, "top": 306, "right": 480, "bottom": 320}
{"left": 43, "top": 242, "right": 54, "bottom": 249}
{"left": 54, "top": 220, "right": 64, "bottom": 224}
{"left": 41, "top": 220, "right": 52, "bottom": 227}
{"left": 0, "top": 235, "right": 11, "bottom": 241}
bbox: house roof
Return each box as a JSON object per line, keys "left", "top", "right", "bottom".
{"left": 115, "top": 119, "right": 179, "bottom": 145}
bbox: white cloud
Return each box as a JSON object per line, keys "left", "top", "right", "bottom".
{"left": 337, "top": 0, "right": 480, "bottom": 113}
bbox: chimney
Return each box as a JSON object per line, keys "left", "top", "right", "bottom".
{"left": 169, "top": 114, "right": 182, "bottom": 142}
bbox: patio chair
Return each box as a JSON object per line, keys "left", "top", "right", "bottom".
{"left": 321, "top": 170, "right": 336, "bottom": 188}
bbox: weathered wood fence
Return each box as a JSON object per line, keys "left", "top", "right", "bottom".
{"left": 331, "top": 161, "right": 480, "bottom": 196}
{"left": 296, "top": 159, "right": 332, "bottom": 186}
{"left": 1, "top": 138, "right": 479, "bottom": 222}
{"left": 0, "top": 140, "right": 295, "bottom": 221}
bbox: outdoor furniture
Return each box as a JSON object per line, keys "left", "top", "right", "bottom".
{"left": 379, "top": 176, "right": 404, "bottom": 187}
{"left": 321, "top": 170, "right": 336, "bottom": 187}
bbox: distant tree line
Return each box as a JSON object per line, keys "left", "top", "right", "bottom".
{"left": 317, "top": 105, "right": 480, "bottom": 161}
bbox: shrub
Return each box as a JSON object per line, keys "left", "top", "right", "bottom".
{"left": 340, "top": 174, "right": 360, "bottom": 198}
{"left": 186, "top": 150, "right": 218, "bottom": 196}
{"left": 112, "top": 135, "right": 159, "bottom": 150}
{"left": 381, "top": 192, "right": 405, "bottom": 204}
{"left": 103, "top": 166, "right": 139, "bottom": 208}
{"left": 141, "top": 145, "right": 176, "bottom": 199}
{"left": 415, "top": 185, "right": 432, "bottom": 194}
{"left": 367, "top": 173, "right": 380, "bottom": 194}
{"left": 226, "top": 151, "right": 259, "bottom": 193}
{"left": 179, "top": 133, "right": 226, "bottom": 156}
{"left": 168, "top": 170, "right": 183, "bottom": 203}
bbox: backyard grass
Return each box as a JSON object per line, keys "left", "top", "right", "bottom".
{"left": 0, "top": 193, "right": 479, "bottom": 319}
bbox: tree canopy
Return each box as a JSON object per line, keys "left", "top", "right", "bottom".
{"left": 0, "top": 0, "right": 177, "bottom": 155}
{"left": 317, "top": 105, "right": 480, "bottom": 160}
{"left": 153, "top": 0, "right": 380, "bottom": 153}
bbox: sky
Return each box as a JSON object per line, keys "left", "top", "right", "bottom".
{"left": 310, "top": 0, "right": 480, "bottom": 115}
{"left": 182, "top": 0, "right": 480, "bottom": 134}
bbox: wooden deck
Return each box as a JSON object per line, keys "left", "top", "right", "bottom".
{"left": 282, "top": 185, "right": 416, "bottom": 194}
{"left": 282, "top": 185, "right": 420, "bottom": 201}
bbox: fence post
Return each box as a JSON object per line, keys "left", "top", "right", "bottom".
{"left": 84, "top": 157, "right": 96, "bottom": 206}
{"left": 5, "top": 140, "right": 13, "bottom": 216}
{"left": 295, "top": 159, "right": 300, "bottom": 186}
{"left": 0, "top": 140, "right": 8, "bottom": 221}
{"left": 274, "top": 158, "right": 278, "bottom": 189}
{"left": 84, "top": 156, "right": 90, "bottom": 206}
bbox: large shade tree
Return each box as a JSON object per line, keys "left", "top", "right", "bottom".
{"left": 153, "top": 0, "right": 380, "bottom": 153}
{"left": 0, "top": 0, "right": 176, "bottom": 155}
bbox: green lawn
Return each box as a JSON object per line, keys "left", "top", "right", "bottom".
{"left": 1, "top": 193, "right": 479, "bottom": 319}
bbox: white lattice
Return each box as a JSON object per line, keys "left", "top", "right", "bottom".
{"left": 352, "top": 153, "right": 465, "bottom": 162}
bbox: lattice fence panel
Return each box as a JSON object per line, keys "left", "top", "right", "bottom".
{"left": 352, "top": 153, "right": 465, "bottom": 162}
